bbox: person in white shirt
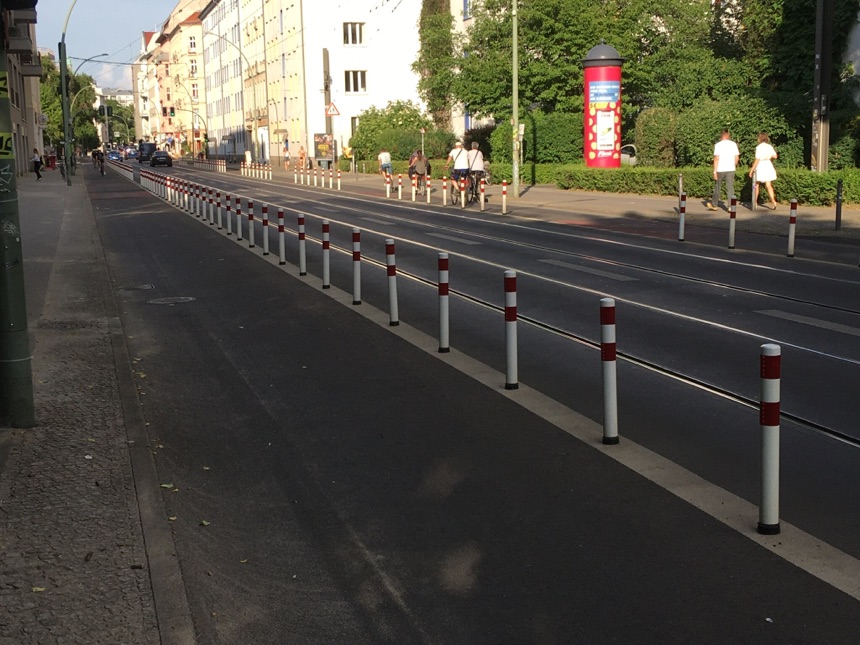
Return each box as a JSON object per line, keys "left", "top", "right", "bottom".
{"left": 445, "top": 141, "right": 470, "bottom": 182}
{"left": 748, "top": 132, "right": 778, "bottom": 210}
{"left": 377, "top": 148, "right": 392, "bottom": 181}
{"left": 467, "top": 142, "right": 484, "bottom": 175}
{"left": 707, "top": 129, "right": 740, "bottom": 211}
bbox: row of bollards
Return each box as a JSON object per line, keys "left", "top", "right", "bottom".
{"left": 294, "top": 167, "right": 342, "bottom": 190}
{"left": 137, "top": 165, "right": 786, "bottom": 536}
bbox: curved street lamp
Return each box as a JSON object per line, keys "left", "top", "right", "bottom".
{"left": 59, "top": 0, "right": 80, "bottom": 185}
{"left": 72, "top": 52, "right": 108, "bottom": 76}
{"left": 202, "top": 29, "right": 259, "bottom": 162}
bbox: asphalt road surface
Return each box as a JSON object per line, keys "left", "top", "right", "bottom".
{"left": 88, "top": 162, "right": 860, "bottom": 643}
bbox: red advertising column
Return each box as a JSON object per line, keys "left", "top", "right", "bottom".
{"left": 583, "top": 42, "right": 625, "bottom": 168}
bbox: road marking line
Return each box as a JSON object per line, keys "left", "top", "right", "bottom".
{"left": 540, "top": 258, "right": 637, "bottom": 281}
{"left": 361, "top": 217, "right": 396, "bottom": 226}
{"left": 758, "top": 309, "right": 860, "bottom": 337}
{"left": 426, "top": 233, "right": 481, "bottom": 246}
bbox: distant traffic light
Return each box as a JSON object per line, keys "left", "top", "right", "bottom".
{"left": 106, "top": 106, "right": 113, "bottom": 117}
{"left": 162, "top": 107, "right": 167, "bottom": 117}
{"left": 169, "top": 106, "right": 175, "bottom": 117}
{"left": 98, "top": 105, "right": 105, "bottom": 116}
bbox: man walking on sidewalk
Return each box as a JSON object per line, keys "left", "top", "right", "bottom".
{"left": 707, "top": 129, "right": 739, "bottom": 211}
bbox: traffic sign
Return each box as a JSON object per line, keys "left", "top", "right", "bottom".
{"left": 325, "top": 102, "right": 340, "bottom": 117}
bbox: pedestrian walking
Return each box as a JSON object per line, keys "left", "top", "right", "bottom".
{"left": 706, "top": 130, "right": 739, "bottom": 211}
{"left": 31, "top": 148, "right": 43, "bottom": 181}
{"left": 749, "top": 132, "right": 778, "bottom": 210}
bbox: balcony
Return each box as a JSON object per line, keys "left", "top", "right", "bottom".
{"left": 5, "top": 25, "right": 33, "bottom": 54}
{"left": 11, "top": 9, "right": 37, "bottom": 24}
{"left": 18, "top": 52, "right": 41, "bottom": 77}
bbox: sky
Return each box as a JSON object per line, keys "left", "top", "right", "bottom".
{"left": 35, "top": 0, "right": 181, "bottom": 90}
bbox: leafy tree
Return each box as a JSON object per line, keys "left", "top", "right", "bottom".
{"left": 348, "top": 101, "right": 435, "bottom": 160}
{"left": 413, "top": 0, "right": 456, "bottom": 127}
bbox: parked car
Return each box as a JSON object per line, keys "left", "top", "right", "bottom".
{"left": 125, "top": 148, "right": 139, "bottom": 160}
{"left": 150, "top": 151, "right": 173, "bottom": 167}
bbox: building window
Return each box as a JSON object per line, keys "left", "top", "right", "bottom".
{"left": 351, "top": 116, "right": 359, "bottom": 135}
{"left": 343, "top": 22, "right": 364, "bottom": 45}
{"left": 190, "top": 59, "right": 197, "bottom": 76}
{"left": 189, "top": 36, "right": 197, "bottom": 51}
{"left": 463, "top": 0, "right": 471, "bottom": 19}
{"left": 165, "top": 64, "right": 170, "bottom": 77}
{"left": 192, "top": 84, "right": 199, "bottom": 101}
{"left": 344, "top": 70, "right": 366, "bottom": 93}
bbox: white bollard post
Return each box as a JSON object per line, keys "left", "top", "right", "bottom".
{"left": 352, "top": 228, "right": 361, "bottom": 305}
{"left": 426, "top": 177, "right": 432, "bottom": 205}
{"left": 504, "top": 270, "right": 518, "bottom": 390}
{"left": 298, "top": 214, "right": 307, "bottom": 276}
{"left": 208, "top": 188, "right": 215, "bottom": 225}
{"left": 329, "top": 167, "right": 333, "bottom": 189}
{"left": 322, "top": 221, "right": 331, "bottom": 289}
{"left": 442, "top": 177, "right": 448, "bottom": 207}
{"left": 385, "top": 239, "right": 399, "bottom": 326}
{"left": 247, "top": 199, "right": 255, "bottom": 248}
{"left": 728, "top": 196, "right": 737, "bottom": 249}
{"left": 758, "top": 343, "right": 781, "bottom": 535}
{"left": 678, "top": 191, "right": 686, "bottom": 242}
{"left": 480, "top": 176, "right": 486, "bottom": 212}
{"left": 278, "top": 209, "right": 286, "bottom": 265}
{"left": 398, "top": 173, "right": 403, "bottom": 200}
{"left": 261, "top": 204, "right": 269, "bottom": 255}
{"left": 337, "top": 170, "right": 341, "bottom": 191}
{"left": 216, "top": 191, "right": 223, "bottom": 229}
{"left": 787, "top": 199, "right": 797, "bottom": 257}
{"left": 502, "top": 180, "right": 508, "bottom": 215}
{"left": 460, "top": 177, "right": 466, "bottom": 208}
{"left": 294, "top": 168, "right": 298, "bottom": 184}
{"left": 386, "top": 175, "right": 392, "bottom": 198}
{"left": 235, "top": 197, "right": 243, "bottom": 241}
{"left": 600, "top": 298, "right": 619, "bottom": 445}
{"left": 678, "top": 173, "right": 683, "bottom": 212}
{"left": 225, "top": 194, "right": 233, "bottom": 235}
{"left": 411, "top": 174, "right": 417, "bottom": 202}
{"left": 438, "top": 253, "right": 449, "bottom": 353}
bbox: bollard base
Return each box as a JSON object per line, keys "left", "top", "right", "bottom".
{"left": 299, "top": 271, "right": 306, "bottom": 275}
{"left": 757, "top": 522, "right": 781, "bottom": 535}
{"left": 438, "top": 347, "right": 450, "bottom": 354}
{"left": 323, "top": 285, "right": 331, "bottom": 290}
{"left": 787, "top": 254, "right": 794, "bottom": 258}
{"left": 602, "top": 436, "right": 620, "bottom": 445}
{"left": 389, "top": 321, "right": 400, "bottom": 327}
{"left": 353, "top": 300, "right": 362, "bottom": 305}
{"left": 504, "top": 383, "right": 519, "bottom": 390}
{"left": 282, "top": 262, "right": 288, "bottom": 267}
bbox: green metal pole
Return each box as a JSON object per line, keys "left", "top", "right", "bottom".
{"left": 0, "top": 27, "right": 36, "bottom": 428}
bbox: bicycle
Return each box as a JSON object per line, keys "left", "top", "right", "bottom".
{"left": 59, "top": 160, "right": 66, "bottom": 181}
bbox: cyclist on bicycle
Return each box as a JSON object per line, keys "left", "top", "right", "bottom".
{"left": 467, "top": 142, "right": 486, "bottom": 201}
{"left": 412, "top": 151, "right": 429, "bottom": 194}
{"left": 445, "top": 141, "right": 470, "bottom": 195}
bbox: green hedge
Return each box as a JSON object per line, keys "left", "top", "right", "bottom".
{"left": 486, "top": 163, "right": 860, "bottom": 206}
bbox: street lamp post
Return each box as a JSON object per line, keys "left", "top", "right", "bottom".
{"left": 203, "top": 30, "right": 258, "bottom": 162}
{"left": 59, "top": 0, "right": 80, "bottom": 186}
{"left": 512, "top": 1, "right": 519, "bottom": 199}
{"left": 66, "top": 53, "right": 108, "bottom": 175}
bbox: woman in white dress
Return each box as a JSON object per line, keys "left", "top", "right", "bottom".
{"left": 748, "top": 132, "right": 778, "bottom": 209}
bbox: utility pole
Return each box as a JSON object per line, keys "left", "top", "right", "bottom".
{"left": 0, "top": 6, "right": 36, "bottom": 427}
{"left": 811, "top": 0, "right": 833, "bottom": 172}
{"left": 511, "top": 1, "right": 519, "bottom": 199}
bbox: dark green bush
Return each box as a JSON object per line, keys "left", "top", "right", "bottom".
{"left": 634, "top": 107, "right": 677, "bottom": 167}
{"left": 490, "top": 112, "right": 584, "bottom": 166}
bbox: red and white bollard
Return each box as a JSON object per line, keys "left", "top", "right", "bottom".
{"left": 298, "top": 214, "right": 307, "bottom": 276}
{"left": 480, "top": 176, "right": 486, "bottom": 211}
{"left": 787, "top": 199, "right": 797, "bottom": 257}
{"left": 678, "top": 191, "right": 686, "bottom": 242}
{"left": 385, "top": 239, "right": 399, "bottom": 326}
{"left": 728, "top": 196, "right": 737, "bottom": 249}
{"left": 235, "top": 196, "right": 243, "bottom": 241}
{"left": 208, "top": 188, "right": 215, "bottom": 225}
{"left": 459, "top": 177, "right": 466, "bottom": 208}
{"left": 398, "top": 173, "right": 403, "bottom": 200}
{"left": 502, "top": 180, "right": 508, "bottom": 215}
{"left": 225, "top": 194, "right": 233, "bottom": 235}
{"left": 438, "top": 253, "right": 449, "bottom": 353}
{"left": 352, "top": 228, "right": 361, "bottom": 305}
{"left": 386, "top": 175, "right": 392, "bottom": 198}
{"left": 329, "top": 167, "right": 333, "bottom": 189}
{"left": 426, "top": 177, "right": 432, "bottom": 205}
{"left": 247, "top": 199, "right": 255, "bottom": 248}
{"left": 278, "top": 209, "right": 286, "bottom": 265}
{"left": 504, "top": 271, "right": 518, "bottom": 389}
{"left": 216, "top": 191, "right": 223, "bottom": 229}
{"left": 322, "top": 221, "right": 331, "bottom": 289}
{"left": 411, "top": 174, "right": 417, "bottom": 202}
{"left": 337, "top": 170, "right": 342, "bottom": 191}
{"left": 758, "top": 343, "right": 781, "bottom": 535}
{"left": 442, "top": 176, "right": 448, "bottom": 206}
{"left": 261, "top": 204, "right": 269, "bottom": 255}
{"left": 600, "top": 298, "right": 619, "bottom": 445}
{"left": 314, "top": 168, "right": 318, "bottom": 187}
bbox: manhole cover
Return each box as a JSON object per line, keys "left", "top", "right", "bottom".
{"left": 146, "top": 296, "right": 196, "bottom": 305}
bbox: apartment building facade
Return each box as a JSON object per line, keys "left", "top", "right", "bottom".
{"left": 4, "top": 6, "right": 42, "bottom": 176}
{"left": 138, "top": 0, "right": 427, "bottom": 164}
